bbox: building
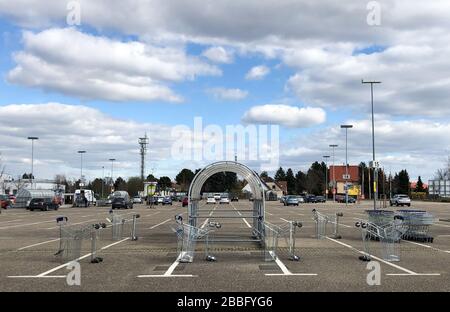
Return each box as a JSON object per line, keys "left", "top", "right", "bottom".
{"left": 428, "top": 180, "right": 450, "bottom": 198}
{"left": 242, "top": 179, "right": 287, "bottom": 200}
{"left": 1, "top": 178, "right": 66, "bottom": 195}
{"left": 328, "top": 165, "right": 360, "bottom": 197}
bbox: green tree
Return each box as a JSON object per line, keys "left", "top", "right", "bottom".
{"left": 286, "top": 168, "right": 296, "bottom": 194}
{"left": 175, "top": 169, "right": 195, "bottom": 191}
{"left": 127, "top": 176, "right": 143, "bottom": 196}
{"left": 159, "top": 176, "right": 173, "bottom": 190}
{"left": 295, "top": 170, "right": 307, "bottom": 194}
{"left": 87, "top": 178, "right": 103, "bottom": 197}
{"left": 393, "top": 170, "right": 410, "bottom": 195}
{"left": 146, "top": 174, "right": 158, "bottom": 182}
{"left": 202, "top": 172, "right": 238, "bottom": 193}
{"left": 274, "top": 167, "right": 286, "bottom": 182}
{"left": 114, "top": 177, "right": 127, "bottom": 191}
{"left": 415, "top": 176, "right": 425, "bottom": 192}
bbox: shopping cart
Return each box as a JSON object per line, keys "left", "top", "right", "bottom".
{"left": 262, "top": 220, "right": 302, "bottom": 261}
{"left": 54, "top": 216, "right": 106, "bottom": 263}
{"left": 172, "top": 215, "right": 217, "bottom": 263}
{"left": 105, "top": 210, "right": 140, "bottom": 241}
{"left": 365, "top": 210, "right": 395, "bottom": 226}
{"left": 312, "top": 209, "right": 329, "bottom": 239}
{"left": 396, "top": 210, "right": 434, "bottom": 242}
{"left": 355, "top": 216, "right": 407, "bottom": 262}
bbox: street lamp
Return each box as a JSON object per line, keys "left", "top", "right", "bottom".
{"left": 329, "top": 144, "right": 338, "bottom": 202}
{"left": 109, "top": 158, "right": 116, "bottom": 191}
{"left": 362, "top": 79, "right": 381, "bottom": 211}
{"left": 27, "top": 137, "right": 39, "bottom": 189}
{"left": 101, "top": 166, "right": 105, "bottom": 199}
{"left": 78, "top": 151, "right": 86, "bottom": 189}
{"left": 341, "top": 125, "right": 353, "bottom": 208}
{"left": 323, "top": 155, "right": 330, "bottom": 201}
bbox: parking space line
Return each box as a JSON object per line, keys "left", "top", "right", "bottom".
{"left": 17, "top": 238, "right": 60, "bottom": 251}
{"left": 403, "top": 240, "right": 450, "bottom": 254}
{"left": 326, "top": 237, "right": 440, "bottom": 276}
{"left": 149, "top": 218, "right": 171, "bottom": 229}
{"left": 8, "top": 237, "right": 131, "bottom": 279}
{"left": 0, "top": 220, "right": 55, "bottom": 230}
{"left": 265, "top": 251, "right": 317, "bottom": 277}
{"left": 137, "top": 254, "right": 196, "bottom": 278}
{"left": 45, "top": 219, "right": 98, "bottom": 230}
{"left": 231, "top": 204, "right": 252, "bottom": 228}
{"left": 0, "top": 219, "right": 23, "bottom": 225}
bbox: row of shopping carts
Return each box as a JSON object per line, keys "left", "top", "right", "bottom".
{"left": 54, "top": 211, "right": 140, "bottom": 263}
{"left": 171, "top": 214, "right": 302, "bottom": 263}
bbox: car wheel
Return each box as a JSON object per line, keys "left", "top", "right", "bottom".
{"left": 30, "top": 208, "right": 34, "bottom": 211}
{"left": 407, "top": 204, "right": 411, "bottom": 207}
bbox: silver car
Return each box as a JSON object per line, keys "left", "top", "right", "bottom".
{"left": 390, "top": 194, "right": 411, "bottom": 207}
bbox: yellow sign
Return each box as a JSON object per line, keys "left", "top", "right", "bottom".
{"left": 373, "top": 182, "right": 377, "bottom": 193}
{"left": 348, "top": 185, "right": 361, "bottom": 196}
{"left": 146, "top": 183, "right": 156, "bottom": 196}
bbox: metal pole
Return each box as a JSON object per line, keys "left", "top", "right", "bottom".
{"left": 101, "top": 166, "right": 105, "bottom": 198}
{"left": 78, "top": 151, "right": 86, "bottom": 190}
{"left": 330, "top": 145, "right": 338, "bottom": 202}
{"left": 28, "top": 137, "right": 39, "bottom": 189}
{"left": 323, "top": 156, "right": 330, "bottom": 201}
{"left": 341, "top": 125, "right": 353, "bottom": 208}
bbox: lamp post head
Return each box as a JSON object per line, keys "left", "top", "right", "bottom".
{"left": 340, "top": 125, "right": 353, "bottom": 129}
{"left": 329, "top": 144, "right": 338, "bottom": 148}
{"left": 28, "top": 136, "right": 39, "bottom": 140}
{"left": 78, "top": 150, "right": 86, "bottom": 154}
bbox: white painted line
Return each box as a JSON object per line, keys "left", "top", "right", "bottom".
{"left": 386, "top": 273, "right": 441, "bottom": 276}
{"left": 242, "top": 218, "right": 252, "bottom": 228}
{"left": 266, "top": 212, "right": 273, "bottom": 216}
{"left": 231, "top": 204, "right": 251, "bottom": 228}
{"left": 144, "top": 211, "right": 161, "bottom": 218}
{"left": 45, "top": 219, "right": 97, "bottom": 230}
{"left": 17, "top": 238, "right": 60, "bottom": 251}
{"left": 403, "top": 240, "right": 450, "bottom": 254}
{"left": 0, "top": 220, "right": 55, "bottom": 230}
{"left": 280, "top": 218, "right": 289, "bottom": 223}
{"left": 137, "top": 274, "right": 196, "bottom": 278}
{"left": 325, "top": 237, "right": 418, "bottom": 275}
{"left": 267, "top": 251, "right": 318, "bottom": 277}
{"left": 265, "top": 273, "right": 318, "bottom": 276}
{"left": 149, "top": 218, "right": 171, "bottom": 229}
{"left": 434, "top": 223, "right": 450, "bottom": 228}
{"left": 8, "top": 275, "right": 67, "bottom": 279}
{"left": 0, "top": 219, "right": 23, "bottom": 225}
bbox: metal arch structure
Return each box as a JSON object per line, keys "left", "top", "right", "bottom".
{"left": 187, "top": 161, "right": 266, "bottom": 239}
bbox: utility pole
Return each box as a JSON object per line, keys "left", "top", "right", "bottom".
{"left": 109, "top": 158, "right": 116, "bottom": 192}
{"left": 27, "top": 137, "right": 39, "bottom": 189}
{"left": 139, "top": 134, "right": 149, "bottom": 181}
{"left": 341, "top": 125, "right": 353, "bottom": 208}
{"left": 323, "top": 156, "right": 330, "bottom": 201}
{"left": 329, "top": 145, "right": 338, "bottom": 202}
{"left": 101, "top": 166, "right": 105, "bottom": 199}
{"left": 362, "top": 79, "right": 381, "bottom": 211}
{"left": 78, "top": 151, "right": 86, "bottom": 189}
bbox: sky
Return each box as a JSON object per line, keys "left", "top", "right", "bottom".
{"left": 0, "top": 0, "right": 450, "bottom": 183}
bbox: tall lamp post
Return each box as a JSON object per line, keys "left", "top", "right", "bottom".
{"left": 341, "top": 125, "right": 353, "bottom": 208}
{"left": 101, "top": 166, "right": 105, "bottom": 199}
{"left": 329, "top": 144, "right": 338, "bottom": 202}
{"left": 27, "top": 137, "right": 39, "bottom": 189}
{"left": 78, "top": 151, "right": 86, "bottom": 189}
{"left": 362, "top": 79, "right": 381, "bottom": 211}
{"left": 323, "top": 155, "right": 330, "bottom": 201}
{"left": 109, "top": 158, "right": 116, "bottom": 192}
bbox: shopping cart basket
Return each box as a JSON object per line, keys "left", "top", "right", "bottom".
{"left": 262, "top": 220, "right": 302, "bottom": 261}
{"left": 396, "top": 210, "right": 434, "bottom": 242}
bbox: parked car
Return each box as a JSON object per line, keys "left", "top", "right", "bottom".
{"left": 336, "top": 195, "right": 356, "bottom": 203}
{"left": 214, "top": 193, "right": 221, "bottom": 201}
{"left": 0, "top": 194, "right": 13, "bottom": 209}
{"left": 162, "top": 196, "right": 173, "bottom": 205}
{"left": 111, "top": 191, "right": 133, "bottom": 209}
{"left": 8, "top": 195, "right": 16, "bottom": 204}
{"left": 148, "top": 196, "right": 158, "bottom": 205}
{"left": 390, "top": 194, "right": 411, "bottom": 207}
{"left": 296, "top": 195, "right": 305, "bottom": 203}
{"left": 207, "top": 197, "right": 216, "bottom": 204}
{"left": 280, "top": 196, "right": 287, "bottom": 204}
{"left": 284, "top": 195, "right": 299, "bottom": 206}
{"left": 305, "top": 195, "right": 317, "bottom": 203}
{"left": 156, "top": 196, "right": 164, "bottom": 204}
{"left": 182, "top": 197, "right": 189, "bottom": 207}
{"left": 28, "top": 197, "right": 59, "bottom": 211}
{"left": 315, "top": 196, "right": 326, "bottom": 203}
{"left": 132, "top": 196, "right": 143, "bottom": 204}
{"left": 231, "top": 195, "right": 239, "bottom": 202}
{"left": 219, "top": 196, "right": 230, "bottom": 204}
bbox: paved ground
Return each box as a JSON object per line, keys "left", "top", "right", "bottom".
{"left": 0, "top": 199, "right": 449, "bottom": 292}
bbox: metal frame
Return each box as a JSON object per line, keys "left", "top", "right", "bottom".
{"left": 187, "top": 161, "right": 266, "bottom": 241}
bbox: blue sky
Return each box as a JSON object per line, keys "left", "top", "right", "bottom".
{"left": 1, "top": 1, "right": 449, "bottom": 182}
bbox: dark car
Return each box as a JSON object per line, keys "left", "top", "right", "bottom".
{"left": 315, "top": 196, "right": 326, "bottom": 203}
{"left": 0, "top": 194, "right": 13, "bottom": 209}
{"left": 182, "top": 197, "right": 188, "bottom": 207}
{"left": 336, "top": 195, "right": 356, "bottom": 203}
{"left": 28, "top": 197, "right": 59, "bottom": 211}
{"left": 305, "top": 195, "right": 317, "bottom": 203}
{"left": 111, "top": 191, "right": 133, "bottom": 209}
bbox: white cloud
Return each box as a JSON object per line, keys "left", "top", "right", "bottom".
{"left": 242, "top": 104, "right": 326, "bottom": 128}
{"left": 245, "top": 65, "right": 270, "bottom": 80}
{"left": 207, "top": 87, "right": 248, "bottom": 101}
{"left": 7, "top": 28, "right": 221, "bottom": 102}
{"left": 202, "top": 46, "right": 233, "bottom": 63}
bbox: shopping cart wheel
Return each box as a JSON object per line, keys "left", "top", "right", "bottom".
{"left": 290, "top": 255, "right": 300, "bottom": 261}
{"left": 333, "top": 235, "right": 342, "bottom": 239}
{"left": 91, "top": 257, "right": 103, "bottom": 263}
{"left": 359, "top": 255, "right": 371, "bottom": 262}
{"left": 206, "top": 255, "right": 217, "bottom": 262}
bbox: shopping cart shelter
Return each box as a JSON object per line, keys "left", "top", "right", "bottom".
{"left": 1, "top": 195, "right": 450, "bottom": 291}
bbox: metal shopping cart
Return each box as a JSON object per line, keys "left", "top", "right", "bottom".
{"left": 172, "top": 215, "right": 217, "bottom": 263}
{"left": 262, "top": 220, "right": 302, "bottom": 262}
{"left": 396, "top": 210, "right": 434, "bottom": 242}
{"left": 106, "top": 210, "right": 140, "bottom": 241}
{"left": 312, "top": 209, "right": 344, "bottom": 239}
{"left": 54, "top": 216, "right": 106, "bottom": 263}
{"left": 355, "top": 216, "right": 407, "bottom": 262}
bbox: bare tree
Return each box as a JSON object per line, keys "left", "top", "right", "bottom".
{"left": 0, "top": 152, "right": 5, "bottom": 181}
{"left": 434, "top": 156, "right": 450, "bottom": 180}
{"left": 11, "top": 176, "right": 29, "bottom": 191}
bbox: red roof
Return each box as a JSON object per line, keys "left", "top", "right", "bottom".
{"left": 328, "top": 165, "right": 359, "bottom": 183}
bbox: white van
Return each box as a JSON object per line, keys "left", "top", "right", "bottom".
{"left": 73, "top": 189, "right": 97, "bottom": 207}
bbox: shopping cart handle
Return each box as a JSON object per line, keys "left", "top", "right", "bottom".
{"left": 56, "top": 216, "right": 68, "bottom": 223}
{"left": 312, "top": 209, "right": 316, "bottom": 213}
{"left": 293, "top": 221, "right": 302, "bottom": 228}
{"left": 355, "top": 222, "right": 361, "bottom": 228}
{"left": 135, "top": 214, "right": 141, "bottom": 219}
{"left": 394, "top": 215, "right": 404, "bottom": 221}
{"left": 175, "top": 214, "right": 183, "bottom": 223}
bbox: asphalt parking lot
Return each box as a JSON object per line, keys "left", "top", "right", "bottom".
{"left": 1, "top": 200, "right": 449, "bottom": 292}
